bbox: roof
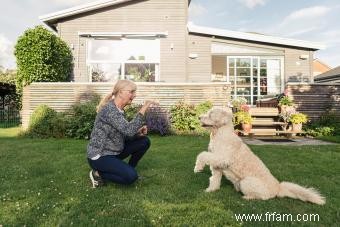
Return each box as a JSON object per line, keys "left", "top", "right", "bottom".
{"left": 39, "top": 0, "right": 135, "bottom": 30}
{"left": 313, "top": 58, "right": 331, "bottom": 69}
{"left": 40, "top": 0, "right": 192, "bottom": 31}
{"left": 39, "top": 0, "right": 324, "bottom": 50}
{"left": 188, "top": 23, "right": 325, "bottom": 50}
{"left": 315, "top": 65, "right": 340, "bottom": 81}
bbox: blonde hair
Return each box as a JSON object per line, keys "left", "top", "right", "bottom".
{"left": 96, "top": 80, "right": 137, "bottom": 112}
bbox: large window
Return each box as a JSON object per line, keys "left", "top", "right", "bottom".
{"left": 227, "top": 56, "right": 283, "bottom": 105}
{"left": 87, "top": 38, "right": 160, "bottom": 82}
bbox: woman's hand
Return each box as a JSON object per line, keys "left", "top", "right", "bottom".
{"left": 139, "top": 100, "right": 159, "bottom": 115}
{"left": 138, "top": 125, "right": 148, "bottom": 136}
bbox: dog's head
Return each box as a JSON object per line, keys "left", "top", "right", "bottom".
{"left": 200, "top": 108, "right": 233, "bottom": 129}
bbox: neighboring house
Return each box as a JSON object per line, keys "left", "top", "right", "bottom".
{"left": 314, "top": 66, "right": 340, "bottom": 84}
{"left": 313, "top": 58, "right": 331, "bottom": 77}
{"left": 39, "top": 0, "right": 324, "bottom": 105}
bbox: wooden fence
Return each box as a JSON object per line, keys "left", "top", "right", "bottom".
{"left": 287, "top": 83, "right": 340, "bottom": 121}
{"left": 22, "top": 82, "right": 231, "bottom": 129}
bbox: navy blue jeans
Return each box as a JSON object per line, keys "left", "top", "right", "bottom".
{"left": 88, "top": 136, "right": 150, "bottom": 185}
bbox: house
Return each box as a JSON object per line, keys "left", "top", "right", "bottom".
{"left": 313, "top": 58, "right": 331, "bottom": 77}
{"left": 314, "top": 66, "right": 340, "bottom": 83}
{"left": 39, "top": 0, "right": 325, "bottom": 106}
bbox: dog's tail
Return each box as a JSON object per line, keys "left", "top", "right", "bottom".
{"left": 277, "top": 181, "right": 325, "bottom": 205}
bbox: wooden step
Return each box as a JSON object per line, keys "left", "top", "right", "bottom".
{"left": 249, "top": 108, "right": 279, "bottom": 117}
{"left": 252, "top": 121, "right": 287, "bottom": 126}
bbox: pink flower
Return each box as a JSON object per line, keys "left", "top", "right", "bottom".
{"left": 240, "top": 104, "right": 250, "bottom": 112}
{"left": 283, "top": 89, "right": 289, "bottom": 96}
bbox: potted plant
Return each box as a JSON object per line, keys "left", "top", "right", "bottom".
{"left": 289, "top": 112, "right": 308, "bottom": 132}
{"left": 233, "top": 111, "right": 253, "bottom": 133}
{"left": 278, "top": 95, "right": 294, "bottom": 113}
{"left": 231, "top": 97, "right": 247, "bottom": 112}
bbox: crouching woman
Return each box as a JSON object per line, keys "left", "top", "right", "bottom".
{"left": 87, "top": 79, "right": 155, "bottom": 188}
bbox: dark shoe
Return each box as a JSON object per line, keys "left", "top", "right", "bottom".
{"left": 89, "top": 170, "right": 104, "bottom": 188}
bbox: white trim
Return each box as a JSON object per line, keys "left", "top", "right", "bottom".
{"left": 39, "top": 0, "right": 134, "bottom": 23}
{"left": 188, "top": 22, "right": 325, "bottom": 50}
{"left": 78, "top": 31, "right": 168, "bottom": 38}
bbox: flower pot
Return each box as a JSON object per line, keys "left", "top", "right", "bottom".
{"left": 292, "top": 123, "right": 302, "bottom": 132}
{"left": 242, "top": 123, "right": 252, "bottom": 133}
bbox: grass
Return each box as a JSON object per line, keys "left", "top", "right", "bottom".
{"left": 0, "top": 126, "right": 21, "bottom": 137}
{"left": 317, "top": 135, "right": 340, "bottom": 143}
{"left": 0, "top": 129, "right": 339, "bottom": 226}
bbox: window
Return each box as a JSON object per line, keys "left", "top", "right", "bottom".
{"left": 227, "top": 56, "right": 283, "bottom": 105}
{"left": 87, "top": 38, "right": 160, "bottom": 82}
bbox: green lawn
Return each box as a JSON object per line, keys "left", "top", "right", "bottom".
{"left": 317, "top": 135, "right": 340, "bottom": 143}
{"left": 0, "top": 129, "right": 339, "bottom": 226}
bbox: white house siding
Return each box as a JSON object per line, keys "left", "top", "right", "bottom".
{"left": 57, "top": 0, "right": 189, "bottom": 83}
{"left": 187, "top": 34, "right": 314, "bottom": 83}
{"left": 284, "top": 49, "right": 313, "bottom": 83}
{"left": 187, "top": 34, "right": 212, "bottom": 82}
{"left": 212, "top": 56, "right": 226, "bottom": 77}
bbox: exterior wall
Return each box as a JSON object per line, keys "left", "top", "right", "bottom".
{"left": 287, "top": 83, "right": 340, "bottom": 121}
{"left": 187, "top": 34, "right": 211, "bottom": 82}
{"left": 212, "top": 56, "right": 226, "bottom": 78}
{"left": 21, "top": 82, "right": 231, "bottom": 129}
{"left": 187, "top": 34, "right": 314, "bottom": 84}
{"left": 284, "top": 49, "right": 313, "bottom": 83}
{"left": 57, "top": 0, "right": 189, "bottom": 82}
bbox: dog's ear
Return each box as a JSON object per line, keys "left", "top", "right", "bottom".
{"left": 213, "top": 109, "right": 232, "bottom": 127}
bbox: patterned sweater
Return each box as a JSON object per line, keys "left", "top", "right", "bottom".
{"left": 87, "top": 101, "right": 144, "bottom": 159}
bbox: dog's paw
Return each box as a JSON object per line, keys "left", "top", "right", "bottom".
{"left": 194, "top": 166, "right": 203, "bottom": 173}
{"left": 205, "top": 187, "right": 218, "bottom": 193}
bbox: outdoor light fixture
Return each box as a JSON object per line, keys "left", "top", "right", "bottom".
{"left": 299, "top": 54, "right": 309, "bottom": 60}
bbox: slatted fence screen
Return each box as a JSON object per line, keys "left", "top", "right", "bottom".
{"left": 22, "top": 82, "right": 231, "bottom": 129}
{"left": 287, "top": 83, "right": 340, "bottom": 121}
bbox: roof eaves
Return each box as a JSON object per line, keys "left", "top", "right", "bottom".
{"left": 39, "top": 0, "right": 133, "bottom": 29}
{"left": 187, "top": 22, "right": 326, "bottom": 50}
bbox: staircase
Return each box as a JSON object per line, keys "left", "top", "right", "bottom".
{"left": 245, "top": 107, "right": 291, "bottom": 137}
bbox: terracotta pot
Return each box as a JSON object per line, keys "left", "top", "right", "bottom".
{"left": 292, "top": 123, "right": 302, "bottom": 132}
{"left": 242, "top": 123, "right": 252, "bottom": 133}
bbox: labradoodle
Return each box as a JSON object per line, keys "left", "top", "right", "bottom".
{"left": 194, "top": 108, "right": 325, "bottom": 205}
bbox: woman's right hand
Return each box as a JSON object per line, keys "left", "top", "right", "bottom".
{"left": 139, "top": 100, "right": 158, "bottom": 115}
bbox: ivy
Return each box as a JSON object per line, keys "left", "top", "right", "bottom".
{"left": 14, "top": 26, "right": 73, "bottom": 87}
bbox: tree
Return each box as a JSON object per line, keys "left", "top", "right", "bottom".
{"left": 0, "top": 68, "right": 16, "bottom": 85}
{"left": 14, "top": 26, "right": 73, "bottom": 87}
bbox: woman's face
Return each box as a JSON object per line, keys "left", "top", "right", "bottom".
{"left": 119, "top": 85, "right": 137, "bottom": 106}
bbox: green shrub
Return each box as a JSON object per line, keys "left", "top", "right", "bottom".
{"left": 195, "top": 101, "right": 213, "bottom": 116}
{"left": 124, "top": 103, "right": 142, "bottom": 121}
{"left": 170, "top": 101, "right": 212, "bottom": 134}
{"left": 278, "top": 96, "right": 294, "bottom": 106}
{"left": 304, "top": 111, "right": 340, "bottom": 136}
{"left": 14, "top": 26, "right": 73, "bottom": 87}
{"left": 305, "top": 127, "right": 335, "bottom": 137}
{"left": 25, "top": 105, "right": 66, "bottom": 138}
{"left": 233, "top": 111, "right": 252, "bottom": 125}
{"left": 289, "top": 113, "right": 308, "bottom": 124}
{"left": 65, "top": 95, "right": 100, "bottom": 139}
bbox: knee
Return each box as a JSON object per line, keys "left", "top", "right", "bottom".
{"left": 124, "top": 169, "right": 138, "bottom": 185}
{"left": 141, "top": 136, "right": 151, "bottom": 150}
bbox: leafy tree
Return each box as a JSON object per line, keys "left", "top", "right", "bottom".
{"left": 0, "top": 68, "right": 16, "bottom": 85}
{"left": 14, "top": 25, "right": 73, "bottom": 87}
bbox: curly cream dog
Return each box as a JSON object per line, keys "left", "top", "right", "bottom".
{"left": 194, "top": 108, "right": 325, "bottom": 205}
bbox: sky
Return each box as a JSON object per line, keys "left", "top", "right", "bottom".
{"left": 1, "top": 0, "right": 340, "bottom": 69}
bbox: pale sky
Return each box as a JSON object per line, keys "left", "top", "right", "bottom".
{"left": 1, "top": 0, "right": 339, "bottom": 69}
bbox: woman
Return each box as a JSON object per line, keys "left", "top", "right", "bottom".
{"left": 87, "top": 80, "right": 155, "bottom": 188}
